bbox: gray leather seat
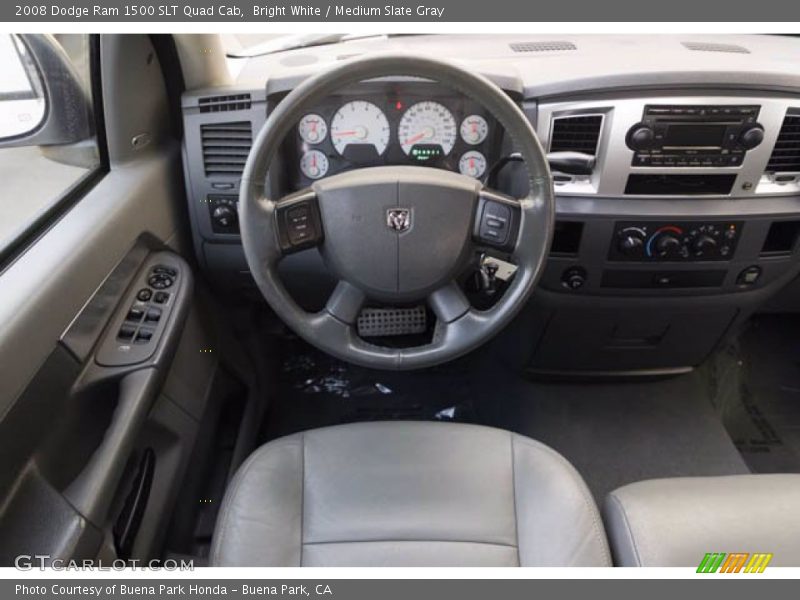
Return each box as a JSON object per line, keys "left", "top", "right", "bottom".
{"left": 211, "top": 422, "right": 611, "bottom": 566}
{"left": 604, "top": 474, "right": 800, "bottom": 567}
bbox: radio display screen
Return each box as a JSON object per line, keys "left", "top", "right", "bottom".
{"left": 664, "top": 124, "right": 726, "bottom": 148}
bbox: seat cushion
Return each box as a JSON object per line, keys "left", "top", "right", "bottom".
{"left": 604, "top": 474, "right": 800, "bottom": 567}
{"left": 211, "top": 422, "right": 611, "bottom": 567}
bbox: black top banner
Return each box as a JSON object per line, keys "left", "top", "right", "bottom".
{"left": 3, "top": 0, "right": 800, "bottom": 22}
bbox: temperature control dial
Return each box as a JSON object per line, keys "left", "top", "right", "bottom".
{"left": 609, "top": 221, "right": 743, "bottom": 262}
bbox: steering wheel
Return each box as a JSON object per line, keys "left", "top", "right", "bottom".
{"left": 239, "top": 54, "right": 554, "bottom": 370}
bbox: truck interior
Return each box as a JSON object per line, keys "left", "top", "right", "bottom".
{"left": 0, "top": 33, "right": 799, "bottom": 568}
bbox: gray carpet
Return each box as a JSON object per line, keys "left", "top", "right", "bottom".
{"left": 263, "top": 338, "right": 750, "bottom": 503}
{"left": 474, "top": 370, "right": 749, "bottom": 502}
{"left": 707, "top": 315, "right": 800, "bottom": 474}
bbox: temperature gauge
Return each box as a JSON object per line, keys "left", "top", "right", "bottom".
{"left": 459, "top": 151, "right": 487, "bottom": 179}
{"left": 298, "top": 114, "right": 328, "bottom": 144}
{"left": 460, "top": 115, "right": 489, "bottom": 145}
{"left": 300, "top": 150, "right": 329, "bottom": 180}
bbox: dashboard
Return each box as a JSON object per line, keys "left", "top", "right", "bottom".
{"left": 282, "top": 83, "right": 503, "bottom": 191}
{"left": 179, "top": 34, "right": 800, "bottom": 374}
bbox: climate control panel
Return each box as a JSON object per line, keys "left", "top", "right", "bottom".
{"left": 609, "top": 221, "right": 743, "bottom": 262}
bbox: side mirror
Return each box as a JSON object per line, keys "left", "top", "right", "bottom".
{"left": 0, "top": 34, "right": 92, "bottom": 148}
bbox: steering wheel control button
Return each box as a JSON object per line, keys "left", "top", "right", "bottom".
{"left": 737, "top": 266, "right": 762, "bottom": 286}
{"left": 277, "top": 197, "right": 324, "bottom": 253}
{"left": 561, "top": 266, "right": 588, "bottom": 290}
{"left": 136, "top": 288, "right": 153, "bottom": 302}
{"left": 476, "top": 198, "right": 518, "bottom": 250}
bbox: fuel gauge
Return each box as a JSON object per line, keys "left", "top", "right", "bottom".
{"left": 300, "top": 150, "right": 329, "bottom": 180}
{"left": 459, "top": 151, "right": 487, "bottom": 179}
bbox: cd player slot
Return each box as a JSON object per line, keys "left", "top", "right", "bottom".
{"left": 625, "top": 174, "right": 736, "bottom": 195}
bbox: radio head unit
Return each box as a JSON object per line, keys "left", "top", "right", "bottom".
{"left": 626, "top": 105, "right": 764, "bottom": 167}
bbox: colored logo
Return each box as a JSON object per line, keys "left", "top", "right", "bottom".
{"left": 697, "top": 553, "right": 773, "bottom": 573}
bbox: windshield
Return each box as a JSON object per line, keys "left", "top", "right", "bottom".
{"left": 222, "top": 34, "right": 399, "bottom": 58}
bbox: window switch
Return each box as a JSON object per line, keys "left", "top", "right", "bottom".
{"left": 153, "top": 292, "right": 169, "bottom": 304}
{"left": 145, "top": 308, "right": 161, "bottom": 323}
{"left": 126, "top": 307, "right": 145, "bottom": 322}
{"left": 118, "top": 325, "right": 136, "bottom": 341}
{"left": 134, "top": 329, "right": 153, "bottom": 344}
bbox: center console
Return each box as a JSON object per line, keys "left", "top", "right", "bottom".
{"left": 512, "top": 93, "right": 800, "bottom": 375}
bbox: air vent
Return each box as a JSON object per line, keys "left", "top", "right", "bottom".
{"left": 201, "top": 121, "right": 252, "bottom": 177}
{"left": 198, "top": 94, "right": 252, "bottom": 113}
{"left": 767, "top": 114, "right": 800, "bottom": 173}
{"left": 682, "top": 41, "right": 750, "bottom": 54}
{"left": 549, "top": 115, "right": 603, "bottom": 155}
{"left": 510, "top": 41, "right": 576, "bottom": 53}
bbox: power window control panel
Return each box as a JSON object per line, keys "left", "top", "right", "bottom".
{"left": 97, "top": 257, "right": 187, "bottom": 368}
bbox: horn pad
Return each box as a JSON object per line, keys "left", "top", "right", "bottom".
{"left": 314, "top": 166, "right": 480, "bottom": 301}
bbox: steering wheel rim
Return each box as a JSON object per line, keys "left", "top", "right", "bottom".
{"left": 239, "top": 54, "right": 554, "bottom": 370}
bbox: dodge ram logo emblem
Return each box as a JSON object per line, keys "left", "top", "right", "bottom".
{"left": 386, "top": 208, "right": 412, "bottom": 232}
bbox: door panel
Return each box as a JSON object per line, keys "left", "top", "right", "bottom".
{"left": 0, "top": 35, "right": 215, "bottom": 565}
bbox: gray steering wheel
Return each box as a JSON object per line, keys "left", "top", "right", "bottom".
{"left": 239, "top": 54, "right": 554, "bottom": 370}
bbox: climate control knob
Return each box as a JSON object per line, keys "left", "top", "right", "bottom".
{"left": 618, "top": 233, "right": 645, "bottom": 256}
{"left": 655, "top": 234, "right": 682, "bottom": 258}
{"left": 692, "top": 235, "right": 718, "bottom": 256}
{"left": 739, "top": 124, "right": 765, "bottom": 150}
{"left": 626, "top": 123, "right": 655, "bottom": 151}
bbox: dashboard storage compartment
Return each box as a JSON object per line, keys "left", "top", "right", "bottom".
{"left": 624, "top": 174, "right": 736, "bottom": 196}
{"left": 530, "top": 306, "right": 737, "bottom": 372}
{"left": 601, "top": 269, "right": 726, "bottom": 289}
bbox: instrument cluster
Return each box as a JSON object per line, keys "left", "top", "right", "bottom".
{"left": 286, "top": 83, "right": 502, "bottom": 189}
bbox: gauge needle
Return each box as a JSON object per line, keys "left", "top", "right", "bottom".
{"left": 404, "top": 131, "right": 428, "bottom": 145}
{"left": 333, "top": 126, "right": 367, "bottom": 139}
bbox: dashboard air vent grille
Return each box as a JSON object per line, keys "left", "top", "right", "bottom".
{"left": 682, "top": 41, "right": 750, "bottom": 54}
{"left": 198, "top": 93, "right": 252, "bottom": 113}
{"left": 201, "top": 121, "right": 252, "bottom": 177}
{"left": 510, "top": 41, "right": 576, "bottom": 53}
{"left": 549, "top": 115, "right": 603, "bottom": 155}
{"left": 767, "top": 114, "right": 800, "bottom": 173}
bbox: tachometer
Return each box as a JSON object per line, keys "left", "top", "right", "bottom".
{"left": 460, "top": 115, "right": 489, "bottom": 145}
{"left": 330, "top": 101, "right": 390, "bottom": 157}
{"left": 398, "top": 101, "right": 457, "bottom": 159}
{"left": 300, "top": 150, "right": 329, "bottom": 180}
{"left": 459, "top": 151, "right": 487, "bottom": 179}
{"left": 298, "top": 113, "right": 327, "bottom": 144}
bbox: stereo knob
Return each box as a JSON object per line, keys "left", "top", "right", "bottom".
{"left": 692, "top": 235, "right": 718, "bottom": 256}
{"left": 618, "top": 233, "right": 645, "bottom": 256}
{"left": 655, "top": 234, "right": 682, "bottom": 258}
{"left": 739, "top": 124, "right": 765, "bottom": 150}
{"left": 626, "top": 124, "right": 655, "bottom": 151}
{"left": 212, "top": 205, "right": 237, "bottom": 229}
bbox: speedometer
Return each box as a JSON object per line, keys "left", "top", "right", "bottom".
{"left": 330, "top": 101, "right": 390, "bottom": 157}
{"left": 398, "top": 101, "right": 457, "bottom": 159}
